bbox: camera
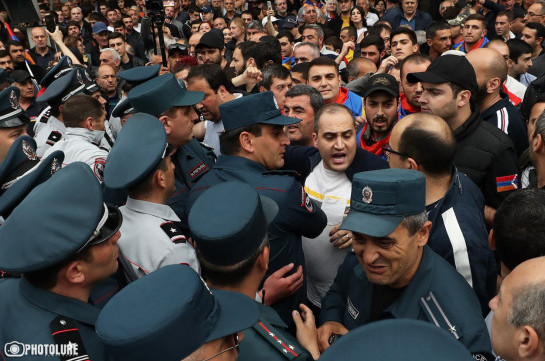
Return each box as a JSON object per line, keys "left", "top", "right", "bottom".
{"left": 4, "top": 341, "right": 25, "bottom": 357}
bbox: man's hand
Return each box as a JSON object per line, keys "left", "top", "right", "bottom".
{"left": 293, "top": 304, "right": 320, "bottom": 360}
{"left": 261, "top": 263, "right": 304, "bottom": 306}
{"left": 377, "top": 55, "right": 398, "bottom": 74}
{"left": 329, "top": 223, "right": 353, "bottom": 249}
{"left": 46, "top": 26, "right": 64, "bottom": 43}
{"left": 317, "top": 321, "right": 349, "bottom": 352}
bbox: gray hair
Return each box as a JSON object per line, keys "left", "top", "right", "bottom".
{"left": 508, "top": 282, "right": 545, "bottom": 348}
{"left": 247, "top": 20, "right": 264, "bottom": 32}
{"left": 401, "top": 211, "right": 428, "bottom": 236}
{"left": 325, "top": 0, "right": 341, "bottom": 15}
{"left": 294, "top": 42, "right": 320, "bottom": 57}
{"left": 100, "top": 48, "right": 121, "bottom": 62}
{"left": 303, "top": 24, "right": 324, "bottom": 38}
{"left": 285, "top": 84, "right": 323, "bottom": 113}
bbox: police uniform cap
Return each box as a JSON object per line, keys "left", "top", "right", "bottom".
{"left": 0, "top": 136, "right": 64, "bottom": 218}
{"left": 118, "top": 64, "right": 160, "bottom": 85}
{"left": 96, "top": 264, "right": 259, "bottom": 361}
{"left": 104, "top": 113, "right": 167, "bottom": 189}
{"left": 319, "top": 319, "right": 474, "bottom": 361}
{"left": 40, "top": 55, "right": 73, "bottom": 87}
{"left": 9, "top": 70, "right": 32, "bottom": 84}
{"left": 111, "top": 97, "right": 135, "bottom": 118}
{"left": 37, "top": 69, "right": 87, "bottom": 105}
{"left": 220, "top": 91, "right": 300, "bottom": 132}
{"left": 0, "top": 162, "right": 122, "bottom": 273}
{"left": 340, "top": 168, "right": 425, "bottom": 238}
{"left": 0, "top": 86, "right": 29, "bottom": 128}
{"left": 189, "top": 181, "right": 279, "bottom": 266}
{"left": 128, "top": 73, "right": 204, "bottom": 117}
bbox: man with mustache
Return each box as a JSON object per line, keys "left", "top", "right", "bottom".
{"left": 356, "top": 73, "right": 398, "bottom": 159}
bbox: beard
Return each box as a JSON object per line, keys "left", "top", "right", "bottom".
{"left": 475, "top": 83, "right": 488, "bottom": 105}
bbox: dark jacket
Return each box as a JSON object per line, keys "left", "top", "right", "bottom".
{"left": 427, "top": 169, "right": 497, "bottom": 316}
{"left": 381, "top": 7, "right": 432, "bottom": 31}
{"left": 320, "top": 246, "right": 494, "bottom": 360}
{"left": 453, "top": 107, "right": 519, "bottom": 208}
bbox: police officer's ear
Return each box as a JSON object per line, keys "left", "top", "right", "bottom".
{"left": 59, "top": 260, "right": 87, "bottom": 287}
{"left": 158, "top": 114, "right": 173, "bottom": 136}
{"left": 414, "top": 220, "right": 432, "bottom": 247}
{"left": 239, "top": 131, "right": 256, "bottom": 153}
{"left": 255, "top": 244, "right": 270, "bottom": 273}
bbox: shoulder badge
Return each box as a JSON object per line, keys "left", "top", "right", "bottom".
{"left": 22, "top": 140, "right": 38, "bottom": 161}
{"left": 188, "top": 161, "right": 208, "bottom": 180}
{"left": 66, "top": 56, "right": 73, "bottom": 67}
{"left": 300, "top": 188, "right": 314, "bottom": 212}
{"left": 76, "top": 71, "right": 84, "bottom": 85}
{"left": 93, "top": 157, "right": 106, "bottom": 181}
{"left": 46, "top": 131, "right": 63, "bottom": 146}
{"left": 9, "top": 90, "right": 19, "bottom": 110}
{"left": 253, "top": 320, "right": 302, "bottom": 359}
{"left": 362, "top": 186, "right": 372, "bottom": 204}
{"left": 160, "top": 221, "right": 187, "bottom": 244}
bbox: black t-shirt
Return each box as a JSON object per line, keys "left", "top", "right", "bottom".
{"left": 370, "top": 284, "right": 406, "bottom": 321}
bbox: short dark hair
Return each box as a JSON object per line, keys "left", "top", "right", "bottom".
{"left": 62, "top": 94, "right": 104, "bottom": 127}
{"left": 465, "top": 13, "right": 487, "bottom": 28}
{"left": 494, "top": 189, "right": 545, "bottom": 271}
{"left": 108, "top": 31, "right": 125, "bottom": 42}
{"left": 113, "top": 20, "right": 125, "bottom": 29}
{"left": 291, "top": 62, "right": 310, "bottom": 79}
{"left": 308, "top": 56, "right": 339, "bottom": 76}
{"left": 525, "top": 22, "right": 545, "bottom": 41}
{"left": 237, "top": 40, "right": 257, "bottom": 64}
{"left": 7, "top": 40, "right": 23, "bottom": 53}
{"left": 507, "top": 38, "right": 532, "bottom": 62}
{"left": 341, "top": 26, "right": 357, "bottom": 40}
{"left": 360, "top": 33, "right": 385, "bottom": 53}
{"left": 261, "top": 63, "right": 291, "bottom": 90}
{"left": 276, "top": 30, "right": 294, "bottom": 43}
{"left": 67, "top": 20, "right": 80, "bottom": 28}
{"left": 285, "top": 84, "right": 323, "bottom": 113}
{"left": 398, "top": 117, "right": 456, "bottom": 176}
{"left": 244, "top": 41, "right": 282, "bottom": 69}
{"left": 399, "top": 53, "right": 431, "bottom": 79}
{"left": 198, "top": 236, "right": 269, "bottom": 287}
{"left": 324, "top": 36, "right": 343, "bottom": 53}
{"left": 426, "top": 21, "right": 450, "bottom": 40}
{"left": 391, "top": 27, "right": 417, "bottom": 45}
{"left": 187, "top": 63, "right": 234, "bottom": 93}
{"left": 219, "top": 124, "right": 263, "bottom": 155}
{"left": 496, "top": 10, "right": 513, "bottom": 21}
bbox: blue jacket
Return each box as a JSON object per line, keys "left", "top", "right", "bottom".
{"left": 320, "top": 246, "right": 493, "bottom": 359}
{"left": 427, "top": 169, "right": 497, "bottom": 316}
{"left": 381, "top": 8, "right": 432, "bottom": 31}
{"left": 188, "top": 155, "right": 327, "bottom": 327}
{"left": 0, "top": 277, "right": 107, "bottom": 360}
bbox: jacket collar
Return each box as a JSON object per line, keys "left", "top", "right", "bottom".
{"left": 65, "top": 127, "right": 104, "bottom": 145}
{"left": 125, "top": 197, "right": 180, "bottom": 221}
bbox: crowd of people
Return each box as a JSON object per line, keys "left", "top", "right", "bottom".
{"left": 0, "top": 0, "right": 545, "bottom": 359}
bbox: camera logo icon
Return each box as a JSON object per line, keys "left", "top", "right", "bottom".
{"left": 4, "top": 341, "right": 25, "bottom": 357}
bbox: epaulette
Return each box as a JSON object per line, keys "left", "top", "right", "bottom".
{"left": 38, "top": 107, "right": 51, "bottom": 124}
{"left": 420, "top": 291, "right": 460, "bottom": 340}
{"left": 252, "top": 319, "right": 304, "bottom": 359}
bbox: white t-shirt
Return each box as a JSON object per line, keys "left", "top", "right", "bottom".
{"left": 203, "top": 120, "right": 223, "bottom": 157}
{"left": 302, "top": 160, "right": 352, "bottom": 307}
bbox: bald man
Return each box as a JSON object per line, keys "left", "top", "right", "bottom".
{"left": 489, "top": 256, "right": 545, "bottom": 361}
{"left": 486, "top": 40, "right": 527, "bottom": 102}
{"left": 387, "top": 113, "right": 496, "bottom": 315}
{"left": 466, "top": 48, "right": 528, "bottom": 157}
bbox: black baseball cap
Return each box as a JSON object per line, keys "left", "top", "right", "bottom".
{"left": 362, "top": 73, "right": 399, "bottom": 98}
{"left": 407, "top": 54, "right": 477, "bottom": 95}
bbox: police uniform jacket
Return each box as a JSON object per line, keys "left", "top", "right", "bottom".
{"left": 0, "top": 277, "right": 107, "bottom": 360}
{"left": 238, "top": 302, "right": 314, "bottom": 361}
{"left": 34, "top": 112, "right": 66, "bottom": 158}
{"left": 427, "top": 169, "right": 496, "bottom": 316}
{"left": 453, "top": 107, "right": 519, "bottom": 209}
{"left": 168, "top": 138, "right": 216, "bottom": 229}
{"left": 189, "top": 155, "right": 327, "bottom": 326}
{"left": 42, "top": 127, "right": 108, "bottom": 182}
{"left": 320, "top": 246, "right": 493, "bottom": 358}
{"left": 118, "top": 197, "right": 200, "bottom": 278}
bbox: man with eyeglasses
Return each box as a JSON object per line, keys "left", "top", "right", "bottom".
{"left": 0, "top": 162, "right": 123, "bottom": 361}
{"left": 356, "top": 73, "right": 399, "bottom": 158}
{"left": 386, "top": 112, "right": 496, "bottom": 316}
{"left": 168, "top": 42, "right": 189, "bottom": 73}
{"left": 189, "top": 181, "right": 321, "bottom": 361}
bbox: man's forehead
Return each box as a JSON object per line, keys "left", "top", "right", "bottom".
{"left": 286, "top": 94, "right": 311, "bottom": 105}
{"left": 309, "top": 65, "right": 337, "bottom": 76}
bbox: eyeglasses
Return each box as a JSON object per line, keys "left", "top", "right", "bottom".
{"left": 201, "top": 334, "right": 240, "bottom": 361}
{"left": 168, "top": 43, "right": 188, "bottom": 53}
{"left": 382, "top": 145, "right": 411, "bottom": 160}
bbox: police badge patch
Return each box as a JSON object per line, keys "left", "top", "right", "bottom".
{"left": 300, "top": 188, "right": 314, "bottom": 212}
{"left": 93, "top": 158, "right": 106, "bottom": 181}
{"left": 362, "top": 186, "right": 372, "bottom": 204}
{"left": 22, "top": 140, "right": 38, "bottom": 161}
{"left": 9, "top": 90, "right": 20, "bottom": 110}
{"left": 50, "top": 158, "right": 61, "bottom": 175}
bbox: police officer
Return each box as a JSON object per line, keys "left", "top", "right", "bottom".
{"left": 0, "top": 136, "right": 63, "bottom": 220}
{"left": 188, "top": 91, "right": 327, "bottom": 328}
{"left": 96, "top": 265, "right": 259, "bottom": 361}
{"left": 34, "top": 69, "right": 89, "bottom": 157}
{"left": 317, "top": 168, "right": 493, "bottom": 360}
{"left": 42, "top": 93, "right": 108, "bottom": 182}
{"left": 128, "top": 73, "right": 215, "bottom": 227}
{"left": 319, "top": 319, "right": 475, "bottom": 361}
{"left": 189, "top": 181, "right": 319, "bottom": 361}
{"left": 0, "top": 87, "right": 29, "bottom": 164}
{"left": 0, "top": 162, "right": 123, "bottom": 361}
{"left": 103, "top": 113, "right": 200, "bottom": 277}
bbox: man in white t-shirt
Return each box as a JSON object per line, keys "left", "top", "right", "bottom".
{"left": 302, "top": 103, "right": 388, "bottom": 310}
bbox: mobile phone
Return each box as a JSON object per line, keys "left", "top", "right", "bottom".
{"left": 45, "top": 15, "right": 56, "bottom": 33}
{"left": 267, "top": 1, "right": 272, "bottom": 9}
